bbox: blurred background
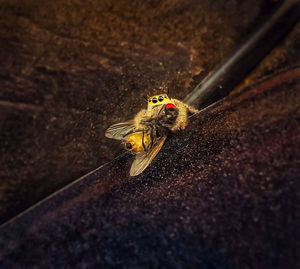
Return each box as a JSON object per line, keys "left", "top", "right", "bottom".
{"left": 0, "top": 0, "right": 299, "bottom": 224}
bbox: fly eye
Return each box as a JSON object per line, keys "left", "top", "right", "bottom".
{"left": 152, "top": 98, "right": 157, "bottom": 103}
{"left": 126, "top": 142, "right": 133, "bottom": 150}
{"left": 158, "top": 96, "right": 164, "bottom": 102}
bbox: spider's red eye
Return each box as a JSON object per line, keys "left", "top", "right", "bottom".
{"left": 166, "top": 103, "right": 175, "bottom": 109}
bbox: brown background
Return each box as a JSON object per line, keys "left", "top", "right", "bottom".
{"left": 0, "top": 0, "right": 299, "bottom": 223}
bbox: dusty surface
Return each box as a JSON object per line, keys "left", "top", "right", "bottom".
{"left": 1, "top": 69, "right": 299, "bottom": 268}
{"left": 0, "top": 1, "right": 298, "bottom": 223}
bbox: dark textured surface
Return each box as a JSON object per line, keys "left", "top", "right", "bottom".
{"left": 2, "top": 0, "right": 299, "bottom": 224}
{"left": 1, "top": 69, "right": 299, "bottom": 268}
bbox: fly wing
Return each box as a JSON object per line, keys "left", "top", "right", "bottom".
{"left": 105, "top": 120, "right": 136, "bottom": 140}
{"left": 130, "top": 136, "right": 167, "bottom": 176}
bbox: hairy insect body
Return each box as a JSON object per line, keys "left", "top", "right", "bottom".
{"left": 105, "top": 94, "right": 198, "bottom": 176}
{"left": 134, "top": 97, "right": 198, "bottom": 133}
{"left": 133, "top": 109, "right": 148, "bottom": 130}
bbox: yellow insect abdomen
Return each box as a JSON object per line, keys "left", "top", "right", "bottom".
{"left": 125, "top": 132, "right": 151, "bottom": 152}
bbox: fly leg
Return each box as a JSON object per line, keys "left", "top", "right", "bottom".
{"left": 149, "top": 124, "right": 156, "bottom": 149}
{"left": 122, "top": 129, "right": 134, "bottom": 138}
{"left": 142, "top": 129, "right": 147, "bottom": 152}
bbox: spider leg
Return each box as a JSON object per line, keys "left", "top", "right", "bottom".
{"left": 155, "top": 104, "right": 165, "bottom": 119}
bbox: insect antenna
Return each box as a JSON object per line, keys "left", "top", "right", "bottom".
{"left": 142, "top": 129, "right": 147, "bottom": 152}
{"left": 143, "top": 95, "right": 149, "bottom": 102}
